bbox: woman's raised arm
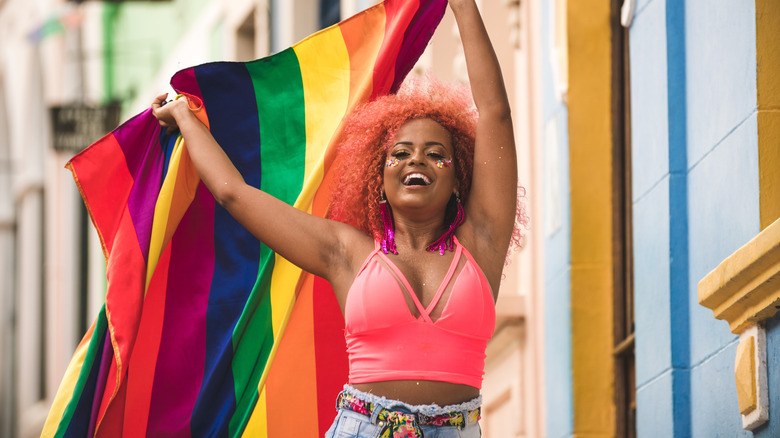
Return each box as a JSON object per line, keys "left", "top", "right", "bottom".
{"left": 151, "top": 94, "right": 370, "bottom": 285}
{"left": 450, "top": 0, "right": 518, "bottom": 267}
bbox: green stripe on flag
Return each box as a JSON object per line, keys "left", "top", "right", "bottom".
{"left": 230, "top": 244, "right": 276, "bottom": 436}
{"left": 229, "top": 47, "right": 307, "bottom": 436}
{"left": 248, "top": 48, "right": 307, "bottom": 201}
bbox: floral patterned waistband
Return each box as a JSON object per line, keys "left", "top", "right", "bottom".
{"left": 336, "top": 390, "right": 481, "bottom": 438}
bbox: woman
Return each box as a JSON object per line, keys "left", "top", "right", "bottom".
{"left": 152, "top": 0, "right": 520, "bottom": 436}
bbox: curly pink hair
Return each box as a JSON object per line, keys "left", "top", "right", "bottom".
{"left": 328, "top": 76, "right": 527, "bottom": 253}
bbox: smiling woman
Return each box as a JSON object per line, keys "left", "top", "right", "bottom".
{"left": 150, "top": 1, "right": 524, "bottom": 436}
{"left": 329, "top": 77, "right": 478, "bottom": 254}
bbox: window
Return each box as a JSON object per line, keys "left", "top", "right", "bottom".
{"left": 77, "top": 202, "right": 90, "bottom": 338}
{"left": 236, "top": 9, "right": 257, "bottom": 61}
{"left": 612, "top": 0, "right": 635, "bottom": 436}
{"left": 320, "top": 0, "right": 340, "bottom": 29}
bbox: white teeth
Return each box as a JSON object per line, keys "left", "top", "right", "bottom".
{"left": 403, "top": 173, "right": 431, "bottom": 185}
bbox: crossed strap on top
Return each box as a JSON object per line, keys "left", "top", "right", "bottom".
{"left": 372, "top": 240, "right": 464, "bottom": 323}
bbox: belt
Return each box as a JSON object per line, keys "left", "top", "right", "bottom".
{"left": 336, "top": 390, "right": 481, "bottom": 438}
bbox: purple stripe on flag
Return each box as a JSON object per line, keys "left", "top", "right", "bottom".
{"left": 112, "top": 110, "right": 165, "bottom": 261}
{"left": 392, "top": 0, "right": 447, "bottom": 93}
{"left": 145, "top": 183, "right": 215, "bottom": 437}
{"left": 87, "top": 333, "right": 114, "bottom": 438}
{"left": 171, "top": 67, "right": 205, "bottom": 102}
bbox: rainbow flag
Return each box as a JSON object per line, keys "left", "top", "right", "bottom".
{"left": 42, "top": 1, "right": 447, "bottom": 436}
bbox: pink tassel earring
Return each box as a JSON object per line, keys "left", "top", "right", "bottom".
{"left": 379, "top": 191, "right": 398, "bottom": 254}
{"left": 426, "top": 192, "right": 465, "bottom": 255}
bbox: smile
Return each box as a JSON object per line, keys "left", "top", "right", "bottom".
{"left": 402, "top": 173, "right": 432, "bottom": 186}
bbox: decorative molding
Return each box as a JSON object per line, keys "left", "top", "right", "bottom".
{"left": 734, "top": 335, "right": 756, "bottom": 415}
{"left": 698, "top": 218, "right": 780, "bottom": 334}
{"left": 736, "top": 324, "right": 769, "bottom": 430}
{"left": 699, "top": 219, "right": 779, "bottom": 430}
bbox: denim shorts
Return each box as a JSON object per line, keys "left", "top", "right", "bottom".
{"left": 324, "top": 385, "right": 482, "bottom": 438}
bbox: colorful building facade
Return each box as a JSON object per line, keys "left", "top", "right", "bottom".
{"left": 543, "top": 0, "right": 780, "bottom": 436}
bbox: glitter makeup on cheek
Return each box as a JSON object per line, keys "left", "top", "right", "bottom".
{"left": 385, "top": 157, "right": 400, "bottom": 167}
{"left": 436, "top": 158, "right": 453, "bottom": 169}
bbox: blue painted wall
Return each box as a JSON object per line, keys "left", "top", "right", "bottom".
{"left": 684, "top": 0, "right": 759, "bottom": 435}
{"left": 754, "top": 313, "right": 780, "bottom": 437}
{"left": 630, "top": 0, "right": 761, "bottom": 436}
{"left": 631, "top": 0, "right": 692, "bottom": 435}
{"left": 541, "top": 0, "right": 572, "bottom": 436}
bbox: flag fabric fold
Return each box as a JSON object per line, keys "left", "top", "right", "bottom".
{"left": 42, "top": 1, "right": 448, "bottom": 436}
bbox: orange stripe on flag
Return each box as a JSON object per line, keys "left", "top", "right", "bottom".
{"left": 340, "top": 4, "right": 387, "bottom": 108}
{"left": 265, "top": 274, "right": 319, "bottom": 436}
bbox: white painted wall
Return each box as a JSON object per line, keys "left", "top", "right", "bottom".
{"left": 0, "top": 0, "right": 106, "bottom": 435}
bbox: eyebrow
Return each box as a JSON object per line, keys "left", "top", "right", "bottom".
{"left": 393, "top": 141, "right": 447, "bottom": 147}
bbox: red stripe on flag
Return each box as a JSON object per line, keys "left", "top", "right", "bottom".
{"left": 370, "top": 0, "right": 421, "bottom": 99}
{"left": 120, "top": 243, "right": 172, "bottom": 436}
{"left": 88, "top": 205, "right": 147, "bottom": 433}
{"left": 67, "top": 133, "right": 132, "bottom": 255}
{"left": 95, "top": 373, "right": 128, "bottom": 437}
{"left": 104, "top": 206, "right": 147, "bottom": 382}
{"left": 312, "top": 276, "right": 348, "bottom": 435}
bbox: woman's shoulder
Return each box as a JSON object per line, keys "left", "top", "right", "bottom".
{"left": 327, "top": 223, "right": 376, "bottom": 290}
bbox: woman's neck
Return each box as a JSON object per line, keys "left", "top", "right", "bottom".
{"left": 391, "top": 216, "right": 447, "bottom": 251}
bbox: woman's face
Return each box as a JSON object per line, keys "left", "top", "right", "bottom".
{"left": 383, "top": 118, "right": 457, "bottom": 216}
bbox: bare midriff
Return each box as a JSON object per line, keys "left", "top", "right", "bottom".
{"left": 351, "top": 380, "right": 480, "bottom": 406}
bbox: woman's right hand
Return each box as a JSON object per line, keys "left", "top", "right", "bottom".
{"left": 151, "top": 93, "right": 184, "bottom": 130}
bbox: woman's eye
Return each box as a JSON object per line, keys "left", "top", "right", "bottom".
{"left": 428, "top": 152, "right": 445, "bottom": 159}
{"left": 392, "top": 151, "right": 410, "bottom": 158}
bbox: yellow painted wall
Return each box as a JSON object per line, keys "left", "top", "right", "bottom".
{"left": 567, "top": 0, "right": 616, "bottom": 436}
{"left": 756, "top": 0, "right": 780, "bottom": 229}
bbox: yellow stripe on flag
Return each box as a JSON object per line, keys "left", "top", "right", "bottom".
{"left": 145, "top": 137, "right": 200, "bottom": 290}
{"left": 41, "top": 319, "right": 98, "bottom": 437}
{"left": 294, "top": 26, "right": 352, "bottom": 206}
{"left": 242, "top": 386, "right": 269, "bottom": 438}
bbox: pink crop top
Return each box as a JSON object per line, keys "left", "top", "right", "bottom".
{"left": 344, "top": 236, "right": 496, "bottom": 389}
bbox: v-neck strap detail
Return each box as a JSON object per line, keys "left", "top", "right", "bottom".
{"left": 376, "top": 243, "right": 463, "bottom": 323}
{"left": 424, "top": 244, "right": 462, "bottom": 314}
